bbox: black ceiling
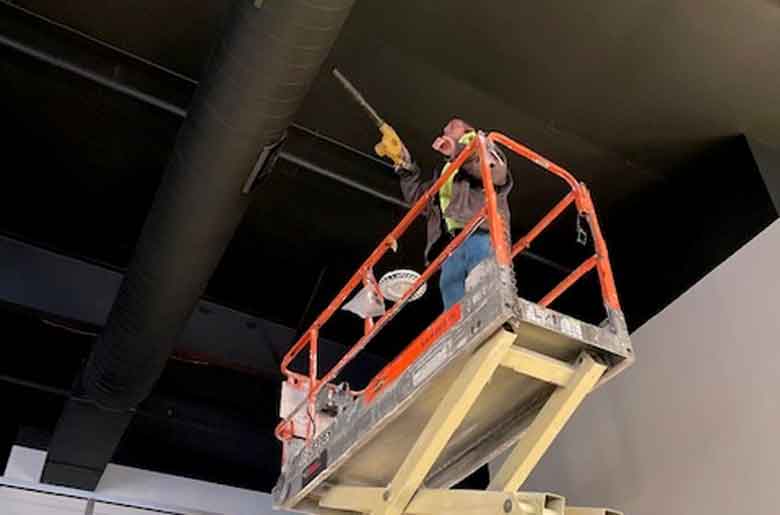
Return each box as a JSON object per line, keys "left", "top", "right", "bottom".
{"left": 0, "top": 0, "right": 777, "bottom": 492}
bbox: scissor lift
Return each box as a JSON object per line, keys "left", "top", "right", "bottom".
{"left": 273, "top": 133, "right": 633, "bottom": 515}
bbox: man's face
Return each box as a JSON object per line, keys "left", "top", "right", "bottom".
{"left": 433, "top": 118, "right": 473, "bottom": 157}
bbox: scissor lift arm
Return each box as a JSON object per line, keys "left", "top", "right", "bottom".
{"left": 316, "top": 331, "right": 616, "bottom": 515}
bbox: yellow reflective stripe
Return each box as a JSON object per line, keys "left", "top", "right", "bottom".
{"left": 439, "top": 131, "right": 475, "bottom": 231}
{"left": 439, "top": 166, "right": 463, "bottom": 232}
{"left": 458, "top": 131, "right": 476, "bottom": 145}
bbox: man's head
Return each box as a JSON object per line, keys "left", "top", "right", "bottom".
{"left": 443, "top": 118, "right": 474, "bottom": 140}
{"left": 433, "top": 118, "right": 475, "bottom": 157}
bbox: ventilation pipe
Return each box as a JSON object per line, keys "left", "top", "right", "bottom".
{"left": 83, "top": 0, "right": 355, "bottom": 409}
{"left": 43, "top": 0, "right": 356, "bottom": 488}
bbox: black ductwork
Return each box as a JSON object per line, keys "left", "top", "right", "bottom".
{"left": 43, "top": 0, "right": 356, "bottom": 489}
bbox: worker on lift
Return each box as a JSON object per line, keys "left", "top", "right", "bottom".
{"left": 397, "top": 119, "right": 513, "bottom": 309}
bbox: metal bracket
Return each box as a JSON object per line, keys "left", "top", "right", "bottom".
{"left": 576, "top": 213, "right": 589, "bottom": 246}
{"left": 242, "top": 132, "right": 286, "bottom": 194}
{"left": 320, "top": 486, "right": 567, "bottom": 515}
{"left": 488, "top": 352, "right": 605, "bottom": 493}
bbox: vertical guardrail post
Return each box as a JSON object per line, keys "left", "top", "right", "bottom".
{"left": 477, "top": 134, "right": 511, "bottom": 266}
{"left": 578, "top": 187, "right": 621, "bottom": 311}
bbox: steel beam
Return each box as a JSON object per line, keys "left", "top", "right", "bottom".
{"left": 0, "top": 234, "right": 387, "bottom": 382}
{"left": 406, "top": 489, "right": 564, "bottom": 515}
{"left": 376, "top": 330, "right": 517, "bottom": 515}
{"left": 318, "top": 486, "right": 384, "bottom": 513}
{"left": 320, "top": 486, "right": 566, "bottom": 515}
{"left": 488, "top": 353, "right": 606, "bottom": 492}
{"left": 500, "top": 346, "right": 575, "bottom": 386}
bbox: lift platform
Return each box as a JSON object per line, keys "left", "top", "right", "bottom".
{"left": 272, "top": 133, "right": 633, "bottom": 515}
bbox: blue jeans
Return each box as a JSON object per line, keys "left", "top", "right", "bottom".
{"left": 440, "top": 232, "right": 493, "bottom": 309}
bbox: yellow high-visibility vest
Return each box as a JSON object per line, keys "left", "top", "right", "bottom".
{"left": 439, "top": 131, "right": 477, "bottom": 232}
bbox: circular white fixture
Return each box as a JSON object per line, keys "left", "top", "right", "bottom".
{"left": 379, "top": 269, "right": 427, "bottom": 302}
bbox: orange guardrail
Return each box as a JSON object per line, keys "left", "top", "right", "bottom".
{"left": 493, "top": 132, "right": 620, "bottom": 311}
{"left": 275, "top": 132, "right": 621, "bottom": 445}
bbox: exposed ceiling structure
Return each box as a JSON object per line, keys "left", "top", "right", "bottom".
{"left": 1, "top": 0, "right": 778, "bottom": 493}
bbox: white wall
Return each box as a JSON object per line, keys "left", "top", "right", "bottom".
{"left": 2, "top": 446, "right": 289, "bottom": 515}
{"left": 522, "top": 219, "right": 780, "bottom": 513}
{"left": 0, "top": 488, "right": 180, "bottom": 515}
{"left": 0, "top": 488, "right": 88, "bottom": 515}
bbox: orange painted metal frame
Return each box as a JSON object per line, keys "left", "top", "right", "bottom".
{"left": 539, "top": 255, "right": 598, "bottom": 308}
{"left": 275, "top": 133, "right": 621, "bottom": 444}
{"left": 491, "top": 132, "right": 621, "bottom": 311}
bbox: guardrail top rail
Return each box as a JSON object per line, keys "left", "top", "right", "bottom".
{"left": 275, "top": 131, "right": 622, "bottom": 446}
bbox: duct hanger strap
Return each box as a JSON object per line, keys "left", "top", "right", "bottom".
{"left": 576, "top": 212, "right": 588, "bottom": 246}
{"left": 243, "top": 132, "right": 287, "bottom": 194}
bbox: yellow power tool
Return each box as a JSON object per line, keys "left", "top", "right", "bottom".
{"left": 332, "top": 68, "right": 408, "bottom": 168}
